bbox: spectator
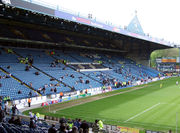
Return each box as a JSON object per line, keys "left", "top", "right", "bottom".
{"left": 7, "top": 96, "right": 11, "bottom": 101}
{"left": 50, "top": 62, "right": 56, "bottom": 67}
{"left": 14, "top": 116, "right": 22, "bottom": 126}
{"left": 50, "top": 78, "right": 55, "bottom": 81}
{"left": 25, "top": 66, "right": 29, "bottom": 71}
{"left": 29, "top": 110, "right": 33, "bottom": 118}
{"left": 77, "top": 119, "right": 82, "bottom": 130}
{"left": 44, "top": 84, "right": 48, "bottom": 88}
{"left": 36, "top": 112, "right": 40, "bottom": 119}
{"left": 18, "top": 90, "right": 22, "bottom": 94}
{"left": 72, "top": 86, "right": 75, "bottom": 91}
{"left": 85, "top": 80, "right": 89, "bottom": 84}
{"left": 7, "top": 66, "right": 10, "bottom": 69}
{"left": 5, "top": 75, "right": 10, "bottom": 78}
{"left": 29, "top": 82, "right": 33, "bottom": 87}
{"left": 80, "top": 120, "right": 89, "bottom": 133}
{"left": 42, "top": 87, "right": 46, "bottom": 94}
{"left": 33, "top": 113, "right": 38, "bottom": 122}
{"left": 83, "top": 129, "right": 88, "bottom": 133}
{"left": 8, "top": 116, "right": 15, "bottom": 124}
{"left": 59, "top": 117, "right": 66, "bottom": 125}
{"left": 35, "top": 72, "right": 39, "bottom": 75}
{"left": 29, "top": 91, "right": 32, "bottom": 97}
{"left": 55, "top": 59, "right": 58, "bottom": 65}
{"left": 60, "top": 92, "right": 63, "bottom": 99}
{"left": 51, "top": 88, "right": 54, "bottom": 92}
{"left": 4, "top": 101, "right": 8, "bottom": 114}
{"left": 50, "top": 83, "right": 54, "bottom": 87}
{"left": 73, "top": 118, "right": 81, "bottom": 130}
{"left": 29, "top": 58, "right": 34, "bottom": 65}
{"left": 54, "top": 88, "right": 57, "bottom": 93}
{"left": 28, "top": 98, "right": 31, "bottom": 107}
{"left": 68, "top": 126, "right": 78, "bottom": 133}
{"left": 98, "top": 120, "right": 104, "bottom": 130}
{"left": 59, "top": 123, "right": 67, "bottom": 133}
{"left": 85, "top": 89, "right": 88, "bottom": 94}
{"left": 0, "top": 97, "right": 4, "bottom": 106}
{"left": 37, "top": 87, "right": 42, "bottom": 93}
{"left": 48, "top": 124, "right": 57, "bottom": 133}
{"left": 92, "top": 120, "right": 99, "bottom": 133}
{"left": 67, "top": 119, "right": 73, "bottom": 131}
{"left": 176, "top": 81, "right": 179, "bottom": 85}
{"left": 12, "top": 104, "right": 18, "bottom": 116}
{"left": 79, "top": 128, "right": 83, "bottom": 133}
{"left": 70, "top": 74, "right": 74, "bottom": 78}
{"left": 0, "top": 106, "right": 5, "bottom": 122}
{"left": 29, "top": 118, "right": 36, "bottom": 129}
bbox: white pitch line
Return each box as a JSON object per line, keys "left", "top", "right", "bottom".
{"left": 161, "top": 102, "right": 180, "bottom": 106}
{"left": 124, "top": 103, "right": 161, "bottom": 122}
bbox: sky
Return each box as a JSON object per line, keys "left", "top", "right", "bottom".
{"left": 37, "top": 0, "right": 180, "bottom": 44}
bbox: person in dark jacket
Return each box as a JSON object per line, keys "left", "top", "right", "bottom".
{"left": 80, "top": 120, "right": 89, "bottom": 133}
{"left": 73, "top": 118, "right": 81, "bottom": 130}
{"left": 29, "top": 118, "right": 36, "bottom": 129}
{"left": 14, "top": 116, "right": 22, "bottom": 126}
{"left": 0, "top": 106, "right": 5, "bottom": 122}
{"left": 48, "top": 124, "right": 57, "bottom": 133}
{"left": 8, "top": 116, "right": 15, "bottom": 124}
{"left": 59, "top": 117, "right": 66, "bottom": 125}
{"left": 12, "top": 104, "right": 18, "bottom": 116}
{"left": 59, "top": 123, "right": 67, "bottom": 133}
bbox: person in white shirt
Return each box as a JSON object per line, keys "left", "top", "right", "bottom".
{"left": 29, "top": 110, "right": 33, "bottom": 118}
{"left": 176, "top": 81, "right": 179, "bottom": 85}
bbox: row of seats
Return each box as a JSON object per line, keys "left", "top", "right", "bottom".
{"left": 0, "top": 47, "right": 160, "bottom": 100}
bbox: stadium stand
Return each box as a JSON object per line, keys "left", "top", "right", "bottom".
{"left": 0, "top": 46, "right": 160, "bottom": 100}
{"left": 0, "top": 1, "right": 169, "bottom": 133}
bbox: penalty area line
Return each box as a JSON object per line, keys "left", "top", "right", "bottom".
{"left": 124, "top": 103, "right": 161, "bottom": 122}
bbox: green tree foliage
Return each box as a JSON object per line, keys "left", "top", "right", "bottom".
{"left": 150, "top": 48, "right": 179, "bottom": 67}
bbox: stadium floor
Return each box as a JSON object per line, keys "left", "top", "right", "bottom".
{"left": 24, "top": 77, "right": 180, "bottom": 132}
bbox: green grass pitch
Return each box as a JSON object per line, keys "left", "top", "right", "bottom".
{"left": 24, "top": 77, "right": 180, "bottom": 132}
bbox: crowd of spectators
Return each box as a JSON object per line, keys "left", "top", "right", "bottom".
{"left": 46, "top": 116, "right": 104, "bottom": 133}
{"left": 0, "top": 103, "right": 106, "bottom": 133}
